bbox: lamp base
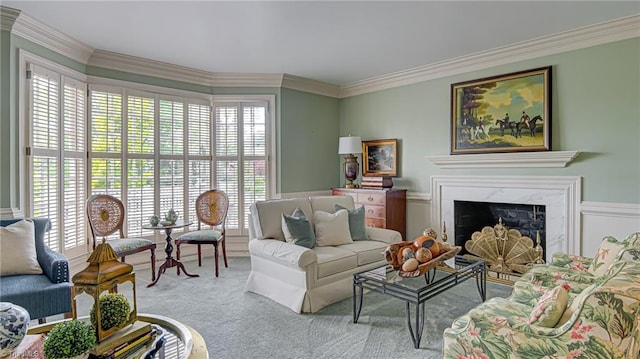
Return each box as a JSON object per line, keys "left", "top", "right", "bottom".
{"left": 344, "top": 182, "right": 357, "bottom": 189}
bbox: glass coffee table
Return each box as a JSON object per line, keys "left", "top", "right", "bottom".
{"left": 353, "top": 256, "right": 486, "bottom": 348}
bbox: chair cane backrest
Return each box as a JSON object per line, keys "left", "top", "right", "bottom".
{"left": 195, "top": 190, "right": 229, "bottom": 229}
{"left": 86, "top": 194, "right": 126, "bottom": 247}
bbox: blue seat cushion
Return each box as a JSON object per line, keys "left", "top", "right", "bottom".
{"left": 178, "top": 230, "right": 222, "bottom": 242}
{"left": 0, "top": 274, "right": 71, "bottom": 319}
{"left": 108, "top": 238, "right": 154, "bottom": 254}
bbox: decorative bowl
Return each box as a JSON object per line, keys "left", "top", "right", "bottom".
{"left": 383, "top": 241, "right": 461, "bottom": 278}
{"left": 159, "top": 221, "right": 174, "bottom": 226}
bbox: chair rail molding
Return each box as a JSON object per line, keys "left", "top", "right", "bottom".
{"left": 427, "top": 150, "right": 579, "bottom": 168}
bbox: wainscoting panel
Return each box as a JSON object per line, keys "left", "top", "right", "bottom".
{"left": 580, "top": 201, "right": 640, "bottom": 257}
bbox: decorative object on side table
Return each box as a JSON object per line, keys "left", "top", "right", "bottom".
{"left": 338, "top": 135, "right": 362, "bottom": 188}
{"left": 43, "top": 320, "right": 96, "bottom": 359}
{"left": 0, "top": 302, "right": 29, "bottom": 357}
{"left": 148, "top": 215, "right": 160, "bottom": 226}
{"left": 163, "top": 208, "right": 179, "bottom": 225}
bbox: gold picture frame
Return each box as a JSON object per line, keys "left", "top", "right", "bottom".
{"left": 362, "top": 139, "right": 397, "bottom": 177}
{"left": 451, "top": 66, "right": 551, "bottom": 154}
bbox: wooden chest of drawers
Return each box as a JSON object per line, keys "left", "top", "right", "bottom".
{"left": 332, "top": 188, "right": 407, "bottom": 240}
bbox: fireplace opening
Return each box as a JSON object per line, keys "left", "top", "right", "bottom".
{"left": 453, "top": 200, "right": 546, "bottom": 280}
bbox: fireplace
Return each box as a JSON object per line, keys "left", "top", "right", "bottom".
{"left": 431, "top": 175, "right": 582, "bottom": 261}
{"left": 454, "top": 201, "right": 546, "bottom": 256}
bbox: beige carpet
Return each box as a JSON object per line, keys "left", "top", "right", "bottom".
{"left": 56, "top": 256, "right": 512, "bottom": 358}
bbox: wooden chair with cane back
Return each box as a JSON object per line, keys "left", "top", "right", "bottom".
{"left": 175, "top": 189, "right": 229, "bottom": 277}
{"left": 86, "top": 194, "right": 157, "bottom": 281}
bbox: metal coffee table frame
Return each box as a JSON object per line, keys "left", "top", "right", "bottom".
{"left": 352, "top": 256, "right": 486, "bottom": 348}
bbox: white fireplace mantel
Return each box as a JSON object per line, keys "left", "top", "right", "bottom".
{"left": 430, "top": 175, "right": 582, "bottom": 259}
{"left": 427, "top": 150, "right": 579, "bottom": 168}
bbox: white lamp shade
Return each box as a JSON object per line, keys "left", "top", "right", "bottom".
{"left": 338, "top": 136, "right": 362, "bottom": 154}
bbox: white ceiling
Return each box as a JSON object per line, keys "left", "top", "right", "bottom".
{"left": 4, "top": 1, "right": 639, "bottom": 86}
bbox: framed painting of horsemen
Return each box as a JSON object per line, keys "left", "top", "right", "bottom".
{"left": 450, "top": 66, "right": 551, "bottom": 154}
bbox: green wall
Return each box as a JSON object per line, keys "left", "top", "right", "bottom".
{"left": 0, "top": 30, "right": 12, "bottom": 208}
{"left": 280, "top": 88, "right": 340, "bottom": 193}
{"left": 341, "top": 38, "right": 640, "bottom": 203}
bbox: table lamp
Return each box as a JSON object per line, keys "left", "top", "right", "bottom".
{"left": 338, "top": 135, "right": 362, "bottom": 188}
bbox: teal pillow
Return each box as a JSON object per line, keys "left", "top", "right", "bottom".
{"left": 282, "top": 212, "right": 316, "bottom": 249}
{"left": 335, "top": 204, "right": 368, "bottom": 241}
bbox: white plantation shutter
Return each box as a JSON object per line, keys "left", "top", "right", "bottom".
{"left": 214, "top": 102, "right": 268, "bottom": 232}
{"left": 126, "top": 93, "right": 155, "bottom": 236}
{"left": 28, "top": 63, "right": 87, "bottom": 254}
{"left": 186, "top": 102, "right": 212, "bottom": 229}
{"left": 159, "top": 99, "right": 185, "bottom": 228}
{"left": 62, "top": 77, "right": 86, "bottom": 255}
{"left": 30, "top": 66, "right": 60, "bottom": 250}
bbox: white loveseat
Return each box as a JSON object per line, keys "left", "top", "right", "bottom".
{"left": 245, "top": 195, "right": 402, "bottom": 313}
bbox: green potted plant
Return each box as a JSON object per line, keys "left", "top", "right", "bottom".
{"left": 90, "top": 292, "right": 131, "bottom": 331}
{"left": 43, "top": 320, "right": 96, "bottom": 359}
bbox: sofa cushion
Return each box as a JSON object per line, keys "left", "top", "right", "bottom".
{"left": 337, "top": 241, "right": 387, "bottom": 266}
{"left": 313, "top": 210, "right": 352, "bottom": 247}
{"left": 282, "top": 210, "right": 316, "bottom": 249}
{"left": 253, "top": 198, "right": 313, "bottom": 241}
{"left": 314, "top": 246, "right": 357, "bottom": 278}
{"left": 588, "top": 236, "right": 625, "bottom": 277}
{"left": 310, "top": 196, "right": 354, "bottom": 213}
{"left": 0, "top": 219, "right": 43, "bottom": 276}
{"left": 281, "top": 207, "right": 307, "bottom": 242}
{"left": 528, "top": 285, "right": 569, "bottom": 327}
{"left": 335, "top": 204, "right": 367, "bottom": 241}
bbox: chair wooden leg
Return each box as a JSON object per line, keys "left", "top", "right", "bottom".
{"left": 214, "top": 243, "right": 219, "bottom": 277}
{"left": 176, "top": 243, "right": 182, "bottom": 275}
{"left": 197, "top": 244, "right": 202, "bottom": 267}
{"left": 150, "top": 248, "right": 156, "bottom": 281}
{"left": 222, "top": 237, "right": 228, "bottom": 268}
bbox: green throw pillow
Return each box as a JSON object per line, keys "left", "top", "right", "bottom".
{"left": 282, "top": 210, "right": 316, "bottom": 249}
{"left": 335, "top": 204, "right": 368, "bottom": 241}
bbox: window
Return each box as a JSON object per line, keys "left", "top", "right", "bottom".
{"left": 26, "top": 61, "right": 87, "bottom": 257}
{"left": 88, "top": 88, "right": 270, "bottom": 238}
{"left": 23, "top": 51, "right": 273, "bottom": 256}
{"left": 214, "top": 102, "right": 268, "bottom": 233}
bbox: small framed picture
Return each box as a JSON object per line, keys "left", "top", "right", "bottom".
{"left": 362, "top": 139, "right": 397, "bottom": 177}
{"left": 451, "top": 66, "right": 551, "bottom": 154}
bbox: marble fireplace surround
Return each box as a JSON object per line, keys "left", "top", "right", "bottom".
{"left": 430, "top": 175, "right": 582, "bottom": 260}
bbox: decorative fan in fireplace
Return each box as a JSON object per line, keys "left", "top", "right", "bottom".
{"left": 465, "top": 217, "right": 544, "bottom": 275}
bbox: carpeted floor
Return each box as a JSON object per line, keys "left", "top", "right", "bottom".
{"left": 68, "top": 256, "right": 512, "bottom": 358}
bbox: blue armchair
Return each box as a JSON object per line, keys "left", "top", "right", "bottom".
{"left": 0, "top": 218, "right": 72, "bottom": 321}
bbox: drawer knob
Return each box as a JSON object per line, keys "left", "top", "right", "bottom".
{"left": 367, "top": 209, "right": 374, "bottom": 214}
{"left": 367, "top": 196, "right": 374, "bottom": 202}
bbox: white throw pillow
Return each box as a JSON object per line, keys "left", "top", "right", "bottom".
{"left": 0, "top": 219, "right": 43, "bottom": 276}
{"left": 313, "top": 209, "right": 353, "bottom": 247}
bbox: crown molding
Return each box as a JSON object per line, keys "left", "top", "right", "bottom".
{"left": 281, "top": 74, "right": 341, "bottom": 98}
{"left": 11, "top": 11, "right": 93, "bottom": 63}
{"left": 340, "top": 15, "right": 640, "bottom": 98}
{"left": 0, "top": 6, "right": 20, "bottom": 31}
{"left": 427, "top": 150, "right": 580, "bottom": 168}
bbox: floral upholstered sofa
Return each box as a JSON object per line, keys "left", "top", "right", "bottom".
{"left": 443, "top": 233, "right": 640, "bottom": 359}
